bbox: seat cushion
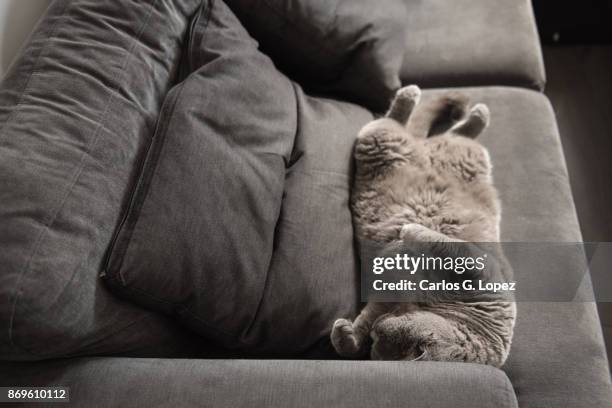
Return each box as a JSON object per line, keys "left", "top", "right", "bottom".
{"left": 103, "top": 0, "right": 371, "bottom": 354}
{"left": 401, "top": 0, "right": 546, "bottom": 90}
{"left": 1, "top": 358, "right": 518, "bottom": 408}
{"left": 0, "top": 0, "right": 204, "bottom": 360}
{"left": 417, "top": 87, "right": 612, "bottom": 408}
{"left": 225, "top": 0, "right": 407, "bottom": 113}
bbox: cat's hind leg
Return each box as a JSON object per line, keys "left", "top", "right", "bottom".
{"left": 451, "top": 103, "right": 490, "bottom": 138}
{"left": 385, "top": 85, "right": 421, "bottom": 125}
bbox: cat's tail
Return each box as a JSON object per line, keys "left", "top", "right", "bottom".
{"left": 406, "top": 91, "right": 469, "bottom": 139}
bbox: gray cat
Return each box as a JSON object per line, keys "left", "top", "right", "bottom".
{"left": 331, "top": 85, "right": 516, "bottom": 367}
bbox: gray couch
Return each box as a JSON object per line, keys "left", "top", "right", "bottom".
{"left": 1, "top": 1, "right": 611, "bottom": 407}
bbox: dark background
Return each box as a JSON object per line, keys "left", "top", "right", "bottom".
{"left": 532, "top": 0, "right": 612, "bottom": 363}
{"left": 534, "top": 0, "right": 612, "bottom": 43}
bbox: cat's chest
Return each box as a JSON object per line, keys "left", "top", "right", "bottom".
{"left": 352, "top": 172, "right": 472, "bottom": 239}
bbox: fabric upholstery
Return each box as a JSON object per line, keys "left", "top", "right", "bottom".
{"left": 401, "top": 0, "right": 546, "bottom": 90}
{"left": 418, "top": 87, "right": 612, "bottom": 408}
{"left": 0, "top": 358, "right": 518, "bottom": 408}
{"left": 225, "top": 0, "right": 407, "bottom": 113}
{"left": 1, "top": 0, "right": 610, "bottom": 406}
{"left": 104, "top": 0, "right": 371, "bottom": 354}
{"left": 105, "top": 0, "right": 298, "bottom": 348}
{"left": 246, "top": 88, "right": 371, "bottom": 353}
{"left": 0, "top": 0, "right": 205, "bottom": 360}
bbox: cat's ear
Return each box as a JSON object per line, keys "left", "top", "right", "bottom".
{"left": 385, "top": 85, "right": 421, "bottom": 125}
{"left": 451, "top": 103, "right": 490, "bottom": 138}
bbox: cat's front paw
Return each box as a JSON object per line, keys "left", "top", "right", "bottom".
{"left": 331, "top": 319, "right": 363, "bottom": 357}
{"left": 399, "top": 223, "right": 432, "bottom": 241}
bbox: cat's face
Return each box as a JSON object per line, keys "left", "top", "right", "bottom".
{"left": 370, "top": 330, "right": 426, "bottom": 361}
{"left": 369, "top": 311, "right": 463, "bottom": 362}
{"left": 369, "top": 314, "right": 427, "bottom": 361}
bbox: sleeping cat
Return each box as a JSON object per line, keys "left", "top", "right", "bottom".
{"left": 331, "top": 85, "right": 516, "bottom": 366}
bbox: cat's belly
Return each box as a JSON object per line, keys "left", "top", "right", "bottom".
{"left": 352, "top": 184, "right": 497, "bottom": 243}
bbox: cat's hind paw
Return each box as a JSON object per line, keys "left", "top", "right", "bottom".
{"left": 396, "top": 85, "right": 421, "bottom": 103}
{"left": 385, "top": 85, "right": 421, "bottom": 124}
{"left": 470, "top": 103, "right": 490, "bottom": 123}
{"left": 451, "top": 103, "right": 490, "bottom": 138}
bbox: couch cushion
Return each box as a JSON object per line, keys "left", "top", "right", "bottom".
{"left": 418, "top": 87, "right": 612, "bottom": 408}
{"left": 105, "top": 0, "right": 297, "bottom": 348}
{"left": 246, "top": 87, "right": 371, "bottom": 353}
{"left": 225, "top": 0, "right": 407, "bottom": 113}
{"left": 103, "top": 0, "right": 371, "bottom": 354}
{"left": 0, "top": 0, "right": 204, "bottom": 360}
{"left": 401, "top": 0, "right": 546, "bottom": 90}
{"left": 1, "top": 358, "right": 518, "bottom": 408}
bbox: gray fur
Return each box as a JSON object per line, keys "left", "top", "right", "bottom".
{"left": 331, "top": 85, "right": 516, "bottom": 367}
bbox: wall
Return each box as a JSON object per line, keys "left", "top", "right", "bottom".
{"left": 0, "top": 0, "right": 50, "bottom": 77}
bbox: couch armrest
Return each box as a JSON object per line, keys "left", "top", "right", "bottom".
{"left": 1, "top": 358, "right": 517, "bottom": 408}
{"left": 400, "top": 0, "right": 546, "bottom": 90}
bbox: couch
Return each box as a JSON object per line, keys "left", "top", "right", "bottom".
{"left": 0, "top": 0, "right": 611, "bottom": 407}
